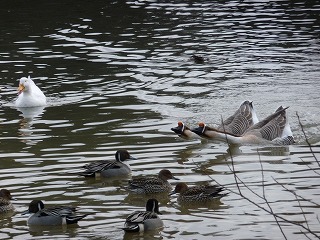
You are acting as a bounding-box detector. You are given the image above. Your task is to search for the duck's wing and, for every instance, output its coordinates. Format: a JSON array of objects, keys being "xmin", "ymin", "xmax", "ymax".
[
  {"xmin": 218, "ymin": 101, "xmax": 257, "ymax": 135},
  {"xmin": 122, "ymin": 211, "xmax": 158, "ymax": 232},
  {"xmin": 79, "ymin": 160, "xmax": 117, "ymax": 176},
  {"xmin": 41, "ymin": 206, "xmax": 89, "ymax": 224},
  {"xmin": 181, "ymin": 185, "xmax": 226, "ymax": 201},
  {"xmin": 202, "ymin": 185, "xmax": 227, "ymax": 197},
  {"xmin": 40, "ymin": 206, "xmax": 76, "ymax": 217},
  {"xmin": 126, "ymin": 211, "xmax": 157, "ymax": 224},
  {"xmin": 129, "ymin": 177, "xmax": 162, "ymax": 188},
  {"xmin": 83, "ymin": 160, "xmax": 114, "ymax": 169},
  {"xmin": 246, "ymin": 107, "xmax": 288, "ymax": 140}
]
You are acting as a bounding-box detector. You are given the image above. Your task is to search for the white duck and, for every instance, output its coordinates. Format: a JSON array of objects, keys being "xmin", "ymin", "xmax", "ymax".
[
  {"xmin": 15, "ymin": 76, "xmax": 46, "ymax": 107},
  {"xmin": 192, "ymin": 106, "xmax": 294, "ymax": 145}
]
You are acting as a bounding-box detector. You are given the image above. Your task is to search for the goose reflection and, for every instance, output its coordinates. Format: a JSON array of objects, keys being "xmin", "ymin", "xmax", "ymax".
[{"xmin": 16, "ymin": 106, "xmax": 46, "ymax": 144}]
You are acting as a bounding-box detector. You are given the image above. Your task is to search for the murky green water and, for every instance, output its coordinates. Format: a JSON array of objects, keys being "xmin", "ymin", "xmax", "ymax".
[{"xmin": 1, "ymin": 1, "xmax": 320, "ymax": 239}]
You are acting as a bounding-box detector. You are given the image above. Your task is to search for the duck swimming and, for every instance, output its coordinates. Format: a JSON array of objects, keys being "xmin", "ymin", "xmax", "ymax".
[
  {"xmin": 170, "ymin": 182, "xmax": 227, "ymax": 203},
  {"xmin": 192, "ymin": 106, "xmax": 294, "ymax": 145},
  {"xmin": 15, "ymin": 76, "xmax": 46, "ymax": 108},
  {"xmin": 22, "ymin": 200, "xmax": 89, "ymax": 226},
  {"xmin": 128, "ymin": 169, "xmax": 179, "ymax": 194},
  {"xmin": 171, "ymin": 101, "xmax": 259, "ymax": 139},
  {"xmin": 122, "ymin": 198, "xmax": 163, "ymax": 232},
  {"xmin": 0, "ymin": 189, "xmax": 15, "ymax": 213},
  {"xmin": 77, "ymin": 150, "xmax": 136, "ymax": 178}
]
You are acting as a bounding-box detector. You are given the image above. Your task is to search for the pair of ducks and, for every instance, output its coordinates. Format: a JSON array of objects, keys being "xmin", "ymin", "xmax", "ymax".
[{"xmin": 171, "ymin": 101, "xmax": 295, "ymax": 146}]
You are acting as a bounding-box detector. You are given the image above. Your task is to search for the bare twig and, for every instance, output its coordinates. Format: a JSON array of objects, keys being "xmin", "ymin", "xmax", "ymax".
[
  {"xmin": 296, "ymin": 112, "xmax": 320, "ymax": 167},
  {"xmin": 190, "ymin": 112, "xmax": 320, "ymax": 239},
  {"xmin": 295, "ymin": 191, "xmax": 310, "ymax": 230},
  {"xmin": 298, "ymin": 157, "xmax": 320, "ymax": 176},
  {"xmin": 220, "ymin": 115, "xmax": 241, "ymax": 193},
  {"xmin": 257, "ymin": 150, "xmax": 287, "ymax": 239},
  {"xmin": 273, "ymin": 178, "xmax": 320, "ymax": 207}
]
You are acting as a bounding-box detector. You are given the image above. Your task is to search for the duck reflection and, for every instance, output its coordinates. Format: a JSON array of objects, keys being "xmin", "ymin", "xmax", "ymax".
[
  {"xmin": 123, "ymin": 191, "xmax": 171, "ymax": 207},
  {"xmin": 173, "ymin": 197, "xmax": 226, "ymax": 213},
  {"xmin": 27, "ymin": 223, "xmax": 79, "ymax": 237},
  {"xmin": 16, "ymin": 106, "xmax": 46, "ymax": 145}
]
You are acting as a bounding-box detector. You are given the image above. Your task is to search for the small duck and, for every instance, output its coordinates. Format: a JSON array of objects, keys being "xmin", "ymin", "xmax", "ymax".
[
  {"xmin": 122, "ymin": 198, "xmax": 163, "ymax": 232},
  {"xmin": 192, "ymin": 106, "xmax": 294, "ymax": 145},
  {"xmin": 15, "ymin": 76, "xmax": 46, "ymax": 107},
  {"xmin": 191, "ymin": 54, "xmax": 206, "ymax": 64},
  {"xmin": 22, "ymin": 200, "xmax": 89, "ymax": 226},
  {"xmin": 78, "ymin": 149, "xmax": 136, "ymax": 178},
  {"xmin": 128, "ymin": 169, "xmax": 179, "ymax": 194},
  {"xmin": 170, "ymin": 182, "xmax": 227, "ymax": 203},
  {"xmin": 0, "ymin": 189, "xmax": 15, "ymax": 213},
  {"xmin": 171, "ymin": 101, "xmax": 258, "ymax": 139}
]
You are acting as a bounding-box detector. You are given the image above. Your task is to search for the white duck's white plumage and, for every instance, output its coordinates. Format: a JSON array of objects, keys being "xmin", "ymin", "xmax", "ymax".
[{"xmin": 15, "ymin": 76, "xmax": 46, "ymax": 107}]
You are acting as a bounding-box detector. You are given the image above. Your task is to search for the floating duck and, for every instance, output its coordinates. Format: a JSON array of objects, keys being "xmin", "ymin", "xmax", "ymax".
[
  {"xmin": 0, "ymin": 189, "xmax": 15, "ymax": 213},
  {"xmin": 192, "ymin": 106, "xmax": 294, "ymax": 145},
  {"xmin": 122, "ymin": 198, "xmax": 163, "ymax": 232},
  {"xmin": 170, "ymin": 182, "xmax": 227, "ymax": 203},
  {"xmin": 171, "ymin": 101, "xmax": 258, "ymax": 139},
  {"xmin": 78, "ymin": 150, "xmax": 136, "ymax": 178},
  {"xmin": 22, "ymin": 200, "xmax": 89, "ymax": 226},
  {"xmin": 15, "ymin": 76, "xmax": 46, "ymax": 107},
  {"xmin": 128, "ymin": 169, "xmax": 179, "ymax": 194}
]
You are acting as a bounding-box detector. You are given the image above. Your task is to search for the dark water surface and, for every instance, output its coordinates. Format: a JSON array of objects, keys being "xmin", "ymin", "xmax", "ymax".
[{"xmin": 0, "ymin": 1, "xmax": 320, "ymax": 239}]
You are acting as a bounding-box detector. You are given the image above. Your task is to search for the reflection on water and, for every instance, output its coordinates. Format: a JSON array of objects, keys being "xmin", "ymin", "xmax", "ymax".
[
  {"xmin": 0, "ymin": 0, "xmax": 319, "ymax": 239},
  {"xmin": 17, "ymin": 106, "xmax": 46, "ymax": 145}
]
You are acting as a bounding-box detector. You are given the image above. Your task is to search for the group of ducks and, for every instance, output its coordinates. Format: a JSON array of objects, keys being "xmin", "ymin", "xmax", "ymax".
[
  {"xmin": 7, "ymin": 76, "xmax": 227, "ymax": 231},
  {"xmin": 171, "ymin": 100, "xmax": 295, "ymax": 146},
  {"xmin": 4, "ymin": 76, "xmax": 294, "ymax": 233},
  {"xmin": 0, "ymin": 149, "xmax": 227, "ymax": 232}
]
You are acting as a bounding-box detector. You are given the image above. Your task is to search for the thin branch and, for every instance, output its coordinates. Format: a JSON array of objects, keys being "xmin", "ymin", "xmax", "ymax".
[
  {"xmin": 296, "ymin": 112, "xmax": 320, "ymax": 167},
  {"xmin": 191, "ymin": 159, "xmax": 320, "ymax": 239},
  {"xmin": 220, "ymin": 115, "xmax": 241, "ymax": 194},
  {"xmin": 298, "ymin": 157, "xmax": 320, "ymax": 176},
  {"xmin": 258, "ymin": 150, "xmax": 288, "ymax": 240},
  {"xmin": 273, "ymin": 178, "xmax": 320, "ymax": 207},
  {"xmin": 295, "ymin": 191, "xmax": 310, "ymax": 230},
  {"xmin": 225, "ymin": 162, "xmax": 266, "ymax": 201},
  {"xmin": 301, "ymin": 231, "xmax": 313, "ymax": 240},
  {"xmin": 190, "ymin": 112, "xmax": 320, "ymax": 239}
]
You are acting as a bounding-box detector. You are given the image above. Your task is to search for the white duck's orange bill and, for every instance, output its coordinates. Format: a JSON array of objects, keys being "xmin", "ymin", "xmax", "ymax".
[{"xmin": 17, "ymin": 84, "xmax": 25, "ymax": 95}]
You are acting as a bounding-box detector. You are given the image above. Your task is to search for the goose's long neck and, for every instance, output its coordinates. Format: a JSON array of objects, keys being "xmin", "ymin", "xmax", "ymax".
[{"xmin": 209, "ymin": 131, "xmax": 243, "ymax": 145}]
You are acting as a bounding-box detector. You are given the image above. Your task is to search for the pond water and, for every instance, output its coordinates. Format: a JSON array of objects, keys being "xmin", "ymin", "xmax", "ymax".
[{"xmin": 0, "ymin": 1, "xmax": 320, "ymax": 239}]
